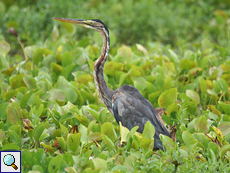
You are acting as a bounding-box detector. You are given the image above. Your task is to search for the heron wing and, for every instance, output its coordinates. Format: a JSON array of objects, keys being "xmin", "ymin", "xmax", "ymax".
[{"xmin": 112, "ymin": 85, "xmax": 170, "ymax": 136}]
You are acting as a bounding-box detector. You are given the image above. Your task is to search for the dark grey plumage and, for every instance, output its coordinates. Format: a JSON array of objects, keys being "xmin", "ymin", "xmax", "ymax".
[{"xmin": 112, "ymin": 85, "xmax": 170, "ymax": 150}]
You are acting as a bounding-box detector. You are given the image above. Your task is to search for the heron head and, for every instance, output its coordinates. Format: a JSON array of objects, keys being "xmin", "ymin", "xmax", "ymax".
[{"xmin": 53, "ymin": 18, "xmax": 108, "ymax": 33}]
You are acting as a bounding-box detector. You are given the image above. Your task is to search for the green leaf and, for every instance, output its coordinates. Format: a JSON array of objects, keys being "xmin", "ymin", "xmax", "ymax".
[
  {"xmin": 50, "ymin": 62, "xmax": 63, "ymax": 75},
  {"xmin": 148, "ymin": 91, "xmax": 160, "ymax": 104},
  {"xmin": 62, "ymin": 52, "xmax": 73, "ymax": 67},
  {"xmin": 199, "ymin": 77, "xmax": 208, "ymax": 93},
  {"xmin": 43, "ymin": 54, "xmax": 55, "ymax": 68},
  {"xmin": 75, "ymin": 114, "xmax": 89, "ymax": 127},
  {"xmin": 67, "ymin": 133, "xmax": 81, "ymax": 153},
  {"xmin": 62, "ymin": 64, "xmax": 75, "ymax": 79},
  {"xmin": 57, "ymin": 137, "xmax": 66, "ymax": 151},
  {"xmin": 179, "ymin": 59, "xmax": 197, "ymax": 70},
  {"xmin": 32, "ymin": 165, "xmax": 44, "ymax": 173},
  {"xmin": 163, "ymin": 76, "xmax": 173, "ymax": 89},
  {"xmin": 6, "ymin": 102, "xmax": 22, "ymax": 125},
  {"xmin": 78, "ymin": 124, "xmax": 87, "ymax": 144},
  {"xmin": 60, "ymin": 123, "xmax": 68, "ymax": 137},
  {"xmin": 220, "ymin": 145, "xmax": 230, "ymax": 160},
  {"xmin": 207, "ymin": 89, "xmax": 217, "ymax": 96},
  {"xmin": 4, "ymin": 89, "xmax": 18, "ymax": 101},
  {"xmin": 128, "ymin": 66, "xmax": 142, "ymax": 77},
  {"xmin": 72, "ymin": 71, "xmax": 92, "ymax": 85},
  {"xmin": 120, "ymin": 122, "xmax": 130, "ymax": 143},
  {"xmin": 99, "ymin": 109, "xmax": 108, "ymax": 124},
  {"xmin": 186, "ymin": 90, "xmax": 200, "ymax": 105},
  {"xmin": 168, "ymin": 49, "xmax": 179, "ymax": 63},
  {"xmin": 92, "ymin": 158, "xmax": 107, "ymax": 172},
  {"xmin": 209, "ymin": 148, "xmax": 217, "ymax": 163},
  {"xmin": 59, "ymin": 113, "xmax": 76, "ymax": 123},
  {"xmin": 194, "ymin": 115, "xmax": 208, "ymax": 133},
  {"xmin": 10, "ymin": 74, "xmax": 26, "ymax": 89},
  {"xmin": 8, "ymin": 130, "xmax": 20, "ymax": 144},
  {"xmin": 101, "ymin": 122, "xmax": 117, "ymax": 142},
  {"xmin": 87, "ymin": 108, "xmax": 99, "ymax": 122},
  {"xmin": 87, "ymin": 120, "xmax": 97, "ymax": 136},
  {"xmin": 0, "ymin": 103, "xmax": 9, "ymax": 120},
  {"xmin": 118, "ymin": 45, "xmax": 132, "ymax": 62},
  {"xmin": 92, "ymin": 145, "xmax": 101, "ymax": 158},
  {"xmin": 33, "ymin": 48, "xmax": 44, "ymax": 64},
  {"xmin": 219, "ymin": 101, "xmax": 230, "ymax": 115},
  {"xmin": 126, "ymin": 126, "xmax": 139, "ymax": 140},
  {"xmin": 0, "ymin": 53, "xmax": 9, "ymax": 70},
  {"xmin": 56, "ymin": 76, "xmax": 69, "ymax": 90},
  {"xmin": 186, "ymin": 101, "xmax": 197, "ymax": 114},
  {"xmin": 65, "ymin": 87, "xmax": 78, "ymax": 103},
  {"xmin": 0, "ymin": 129, "xmax": 5, "ymax": 145},
  {"xmin": 0, "ymin": 40, "xmax": 10, "ymax": 56},
  {"xmin": 63, "ymin": 154, "xmax": 74, "ymax": 166},
  {"xmin": 146, "ymin": 81, "xmax": 155, "ymax": 94},
  {"xmin": 23, "ymin": 75, "xmax": 37, "ymax": 90},
  {"xmin": 78, "ymin": 37, "xmax": 90, "ymax": 48},
  {"xmin": 142, "ymin": 121, "xmax": 155, "ymax": 140},
  {"xmin": 193, "ymin": 133, "xmax": 209, "ymax": 148},
  {"xmin": 61, "ymin": 22, "xmax": 75, "ymax": 34},
  {"xmin": 167, "ymin": 103, "xmax": 180, "ymax": 115},
  {"xmin": 155, "ymin": 74, "xmax": 164, "ymax": 89},
  {"xmin": 82, "ymin": 88, "xmax": 95, "ymax": 103},
  {"xmin": 20, "ymin": 90, "xmax": 34, "ymax": 108},
  {"xmin": 111, "ymin": 165, "xmax": 129, "ymax": 172},
  {"xmin": 132, "ymin": 76, "xmax": 146, "ymax": 91},
  {"xmin": 64, "ymin": 167, "xmax": 77, "ymax": 173},
  {"xmin": 101, "ymin": 134, "xmax": 114, "ymax": 152},
  {"xmin": 41, "ymin": 143, "xmax": 55, "ymax": 153},
  {"xmin": 2, "ymin": 143, "xmax": 19, "ymax": 150},
  {"xmin": 218, "ymin": 122, "xmax": 230, "ymax": 136},
  {"xmin": 33, "ymin": 104, "xmax": 44, "ymax": 117},
  {"xmin": 158, "ymin": 88, "xmax": 177, "ymax": 107},
  {"xmin": 33, "ymin": 122, "xmax": 48, "ymax": 143},
  {"xmin": 160, "ymin": 134, "xmax": 176, "ymax": 150},
  {"xmin": 123, "ymin": 155, "xmax": 137, "ymax": 171},
  {"xmin": 104, "ymin": 61, "xmax": 124, "ymax": 76},
  {"xmin": 48, "ymin": 154, "xmax": 63, "ymax": 173},
  {"xmin": 208, "ymin": 142, "xmax": 219, "ymax": 156},
  {"xmin": 199, "ymin": 55, "xmax": 212, "ymax": 68},
  {"xmin": 182, "ymin": 131, "xmax": 197, "ymax": 147},
  {"xmin": 24, "ymin": 46, "xmax": 37, "ymax": 59},
  {"xmin": 48, "ymin": 89, "xmax": 65, "ymax": 101},
  {"xmin": 213, "ymin": 81, "xmax": 221, "ymax": 94},
  {"xmin": 217, "ymin": 78, "xmax": 228, "ymax": 94},
  {"xmin": 140, "ymin": 138, "xmax": 153, "ymax": 155},
  {"xmin": 119, "ymin": 73, "xmax": 128, "ymax": 86}
]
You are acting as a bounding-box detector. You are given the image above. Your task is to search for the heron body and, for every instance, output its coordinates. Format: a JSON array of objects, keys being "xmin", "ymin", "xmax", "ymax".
[{"xmin": 53, "ymin": 18, "xmax": 170, "ymax": 150}]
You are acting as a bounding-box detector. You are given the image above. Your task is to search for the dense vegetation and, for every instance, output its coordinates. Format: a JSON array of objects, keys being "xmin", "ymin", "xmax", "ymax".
[{"xmin": 0, "ymin": 0, "xmax": 230, "ymax": 172}]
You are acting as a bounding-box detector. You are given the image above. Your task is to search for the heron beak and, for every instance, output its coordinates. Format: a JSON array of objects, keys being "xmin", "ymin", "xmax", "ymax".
[{"xmin": 53, "ymin": 18, "xmax": 92, "ymax": 27}]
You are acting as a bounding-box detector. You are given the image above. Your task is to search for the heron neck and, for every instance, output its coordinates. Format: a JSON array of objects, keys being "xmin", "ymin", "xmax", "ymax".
[{"xmin": 94, "ymin": 28, "xmax": 114, "ymax": 111}]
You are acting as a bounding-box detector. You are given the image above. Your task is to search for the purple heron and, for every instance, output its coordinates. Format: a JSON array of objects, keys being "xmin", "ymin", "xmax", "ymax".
[{"xmin": 53, "ymin": 18, "xmax": 170, "ymax": 150}]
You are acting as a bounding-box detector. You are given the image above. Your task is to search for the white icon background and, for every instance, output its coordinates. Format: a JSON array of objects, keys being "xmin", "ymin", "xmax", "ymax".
[{"xmin": 1, "ymin": 151, "xmax": 21, "ymax": 173}]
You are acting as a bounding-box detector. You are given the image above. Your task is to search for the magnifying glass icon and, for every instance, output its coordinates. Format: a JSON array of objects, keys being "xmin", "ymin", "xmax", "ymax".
[{"xmin": 3, "ymin": 154, "xmax": 18, "ymax": 170}]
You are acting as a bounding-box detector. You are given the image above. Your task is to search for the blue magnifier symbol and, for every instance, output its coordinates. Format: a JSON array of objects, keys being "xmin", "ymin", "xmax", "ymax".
[{"xmin": 3, "ymin": 154, "xmax": 18, "ymax": 170}]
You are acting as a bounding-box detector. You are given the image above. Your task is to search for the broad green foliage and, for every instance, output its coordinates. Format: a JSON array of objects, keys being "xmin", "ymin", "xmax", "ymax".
[
  {"xmin": 0, "ymin": 35, "xmax": 230, "ymax": 171},
  {"xmin": 158, "ymin": 88, "xmax": 177, "ymax": 108},
  {"xmin": 1, "ymin": 1, "xmax": 230, "ymax": 172},
  {"xmin": 0, "ymin": 32, "xmax": 229, "ymax": 172}
]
